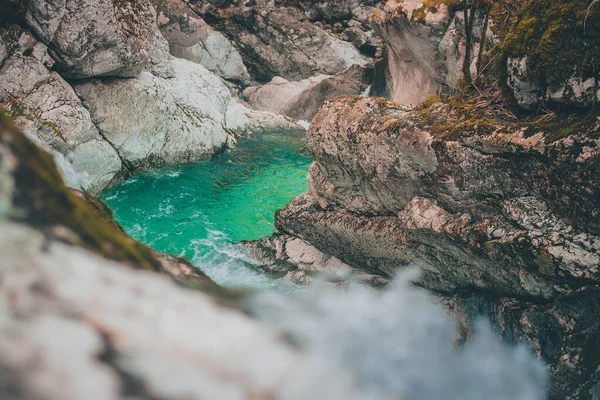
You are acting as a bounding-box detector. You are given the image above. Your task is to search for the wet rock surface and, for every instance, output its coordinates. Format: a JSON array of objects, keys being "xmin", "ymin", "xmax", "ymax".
[{"xmin": 246, "ymin": 96, "xmax": 600, "ymax": 398}]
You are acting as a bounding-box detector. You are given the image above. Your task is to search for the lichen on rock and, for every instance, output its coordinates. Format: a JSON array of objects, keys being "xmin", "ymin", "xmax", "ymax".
[{"xmin": 246, "ymin": 96, "xmax": 600, "ymax": 398}]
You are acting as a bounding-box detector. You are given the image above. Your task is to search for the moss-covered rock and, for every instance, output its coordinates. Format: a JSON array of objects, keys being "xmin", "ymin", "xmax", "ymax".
[
  {"xmin": 0, "ymin": 113, "xmax": 220, "ymax": 291},
  {"xmin": 502, "ymin": 0, "xmax": 600, "ymax": 91}
]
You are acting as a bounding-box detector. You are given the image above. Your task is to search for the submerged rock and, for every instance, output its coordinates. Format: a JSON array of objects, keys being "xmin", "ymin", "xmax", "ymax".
[{"xmin": 247, "ymin": 96, "xmax": 600, "ymax": 398}]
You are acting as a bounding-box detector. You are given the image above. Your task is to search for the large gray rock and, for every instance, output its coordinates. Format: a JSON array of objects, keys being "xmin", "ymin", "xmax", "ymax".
[
  {"xmin": 243, "ymin": 65, "xmax": 373, "ymax": 121},
  {"xmin": 75, "ymin": 58, "xmax": 238, "ymax": 171},
  {"xmin": 75, "ymin": 57, "xmax": 301, "ymax": 171},
  {"xmin": 0, "ymin": 27, "xmax": 122, "ymax": 193},
  {"xmin": 244, "ymin": 75, "xmax": 331, "ymax": 118},
  {"xmin": 190, "ymin": 1, "xmax": 368, "ymax": 82},
  {"xmin": 156, "ymin": 0, "xmax": 251, "ymax": 83},
  {"xmin": 23, "ymin": 0, "xmax": 156, "ymax": 78},
  {"xmin": 247, "ymin": 96, "xmax": 600, "ymax": 399}
]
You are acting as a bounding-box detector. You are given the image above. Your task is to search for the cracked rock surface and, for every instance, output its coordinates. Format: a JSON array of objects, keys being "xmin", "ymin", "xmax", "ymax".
[
  {"xmin": 246, "ymin": 96, "xmax": 600, "ymax": 399},
  {"xmin": 189, "ymin": 0, "xmax": 369, "ymax": 82}
]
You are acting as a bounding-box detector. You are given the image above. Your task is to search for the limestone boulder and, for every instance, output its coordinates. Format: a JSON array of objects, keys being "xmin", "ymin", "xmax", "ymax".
[
  {"xmin": 243, "ymin": 66, "xmax": 373, "ymax": 121},
  {"xmin": 75, "ymin": 57, "xmax": 301, "ymax": 171},
  {"xmin": 156, "ymin": 0, "xmax": 250, "ymax": 83},
  {"xmin": 0, "ymin": 26, "xmax": 122, "ymax": 193},
  {"xmin": 23, "ymin": 0, "xmax": 156, "ymax": 78}
]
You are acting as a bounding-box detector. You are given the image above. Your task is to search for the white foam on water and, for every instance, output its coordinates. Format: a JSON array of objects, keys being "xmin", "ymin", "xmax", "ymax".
[
  {"xmin": 189, "ymin": 229, "xmax": 294, "ymax": 291},
  {"xmin": 253, "ymin": 270, "xmax": 548, "ymax": 400}
]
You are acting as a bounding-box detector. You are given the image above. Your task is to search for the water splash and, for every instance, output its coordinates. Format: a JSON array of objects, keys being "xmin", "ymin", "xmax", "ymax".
[
  {"xmin": 361, "ymin": 85, "xmax": 372, "ymax": 97},
  {"xmin": 22, "ymin": 129, "xmax": 83, "ymax": 190},
  {"xmin": 297, "ymin": 120, "xmax": 311, "ymax": 130},
  {"xmin": 253, "ymin": 271, "xmax": 548, "ymax": 400}
]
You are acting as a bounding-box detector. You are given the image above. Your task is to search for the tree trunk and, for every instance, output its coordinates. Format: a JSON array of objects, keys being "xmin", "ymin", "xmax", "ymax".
[
  {"xmin": 462, "ymin": 0, "xmax": 479, "ymax": 86},
  {"xmin": 475, "ymin": 6, "xmax": 490, "ymax": 81}
]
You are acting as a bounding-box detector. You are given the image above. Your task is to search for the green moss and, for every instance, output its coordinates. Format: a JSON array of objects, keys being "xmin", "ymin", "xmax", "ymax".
[
  {"xmin": 423, "ymin": 0, "xmax": 462, "ymax": 13},
  {"xmin": 502, "ymin": 0, "xmax": 600, "ymax": 90},
  {"xmin": 416, "ymin": 93, "xmax": 511, "ymax": 140},
  {"xmin": 5, "ymin": 101, "xmax": 68, "ymax": 143},
  {"xmin": 538, "ymin": 114, "xmax": 600, "ymax": 143},
  {"xmin": 416, "ymin": 91, "xmax": 600, "ymax": 142},
  {"xmin": 0, "ymin": 111, "xmax": 226, "ymax": 296},
  {"xmin": 41, "ymin": 120, "xmax": 67, "ymax": 143},
  {"xmin": 411, "ymin": 7, "xmax": 427, "ymax": 22},
  {"xmin": 0, "ymin": 117, "xmax": 165, "ymax": 271},
  {"xmin": 420, "ymin": 95, "xmax": 443, "ymax": 109},
  {"xmin": 411, "ymin": 0, "xmax": 462, "ymax": 22}
]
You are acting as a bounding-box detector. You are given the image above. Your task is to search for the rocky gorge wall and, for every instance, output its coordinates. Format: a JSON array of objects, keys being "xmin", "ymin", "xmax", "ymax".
[
  {"xmin": 244, "ymin": 2, "xmax": 600, "ymax": 397},
  {"xmin": 1, "ymin": 0, "xmax": 600, "ymax": 398},
  {"xmin": 0, "ymin": 111, "xmax": 551, "ymax": 400},
  {"xmin": 0, "ymin": 0, "xmax": 305, "ymax": 195},
  {"xmin": 246, "ymin": 96, "xmax": 600, "ymax": 398}
]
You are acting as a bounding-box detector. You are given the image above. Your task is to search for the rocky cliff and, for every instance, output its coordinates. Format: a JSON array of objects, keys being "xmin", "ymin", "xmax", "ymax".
[
  {"xmin": 0, "ymin": 0, "xmax": 301, "ymax": 195},
  {"xmin": 245, "ymin": 2, "xmax": 600, "ymax": 397},
  {"xmin": 246, "ymin": 94, "xmax": 600, "ymax": 398},
  {"xmin": 2, "ymin": 0, "xmax": 600, "ymax": 398},
  {"xmin": 1, "ymin": 113, "xmax": 552, "ymax": 400},
  {"xmin": 369, "ymin": 0, "xmax": 600, "ymax": 109}
]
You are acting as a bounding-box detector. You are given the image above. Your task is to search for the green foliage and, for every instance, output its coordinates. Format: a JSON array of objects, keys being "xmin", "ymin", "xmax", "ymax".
[
  {"xmin": 420, "ymin": 95, "xmax": 443, "ymax": 109},
  {"xmin": 502, "ymin": 0, "xmax": 600, "ymax": 90}
]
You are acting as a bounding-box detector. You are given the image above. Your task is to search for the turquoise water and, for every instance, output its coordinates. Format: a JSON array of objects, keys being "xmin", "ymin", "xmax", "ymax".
[{"xmin": 101, "ymin": 131, "xmax": 312, "ymax": 290}]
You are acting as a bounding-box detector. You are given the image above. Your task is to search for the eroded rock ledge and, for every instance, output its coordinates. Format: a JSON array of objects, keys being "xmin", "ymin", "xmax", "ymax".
[{"xmin": 246, "ymin": 96, "xmax": 600, "ymax": 399}]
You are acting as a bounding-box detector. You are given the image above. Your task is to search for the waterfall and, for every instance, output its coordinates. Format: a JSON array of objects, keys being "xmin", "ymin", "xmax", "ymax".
[
  {"xmin": 361, "ymin": 85, "xmax": 372, "ymax": 97},
  {"xmin": 52, "ymin": 151, "xmax": 83, "ymax": 190},
  {"xmin": 22, "ymin": 129, "xmax": 83, "ymax": 190}
]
